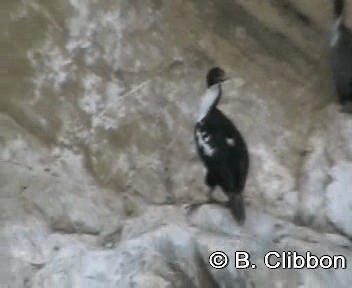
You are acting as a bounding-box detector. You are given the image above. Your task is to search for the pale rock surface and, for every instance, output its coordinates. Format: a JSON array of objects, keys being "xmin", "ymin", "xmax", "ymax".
[{"xmin": 2, "ymin": 0, "xmax": 352, "ymax": 287}]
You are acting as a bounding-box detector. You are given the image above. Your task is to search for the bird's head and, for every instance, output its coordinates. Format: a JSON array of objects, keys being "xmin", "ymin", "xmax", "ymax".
[
  {"xmin": 206, "ymin": 67, "xmax": 227, "ymax": 88},
  {"xmin": 332, "ymin": 0, "xmax": 344, "ymax": 18}
]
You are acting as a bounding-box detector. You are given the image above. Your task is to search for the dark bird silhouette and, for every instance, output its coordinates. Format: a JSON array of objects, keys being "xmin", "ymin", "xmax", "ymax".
[
  {"xmin": 330, "ymin": 0, "xmax": 352, "ymax": 113},
  {"xmin": 193, "ymin": 67, "xmax": 249, "ymax": 223}
]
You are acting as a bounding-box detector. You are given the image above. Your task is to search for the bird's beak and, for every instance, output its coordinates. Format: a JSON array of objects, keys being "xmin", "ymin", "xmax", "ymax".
[{"xmin": 222, "ymin": 76, "xmax": 229, "ymax": 83}]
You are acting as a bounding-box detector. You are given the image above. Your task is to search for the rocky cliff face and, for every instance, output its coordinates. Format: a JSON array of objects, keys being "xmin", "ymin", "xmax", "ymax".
[{"xmin": 2, "ymin": 0, "xmax": 352, "ymax": 287}]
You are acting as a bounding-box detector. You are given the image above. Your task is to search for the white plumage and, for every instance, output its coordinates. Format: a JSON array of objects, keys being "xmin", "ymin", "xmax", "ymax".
[
  {"xmin": 195, "ymin": 130, "xmax": 216, "ymax": 156},
  {"xmin": 197, "ymin": 84, "xmax": 221, "ymax": 122},
  {"xmin": 330, "ymin": 16, "xmax": 343, "ymax": 47}
]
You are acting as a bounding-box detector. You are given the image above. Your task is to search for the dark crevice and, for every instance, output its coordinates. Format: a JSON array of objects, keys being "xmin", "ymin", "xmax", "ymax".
[{"xmin": 272, "ymin": 0, "xmax": 311, "ymax": 25}]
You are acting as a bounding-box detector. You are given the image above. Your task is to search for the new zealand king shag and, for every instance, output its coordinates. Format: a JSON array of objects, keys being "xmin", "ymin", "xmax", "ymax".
[{"xmin": 194, "ymin": 67, "xmax": 249, "ymax": 223}]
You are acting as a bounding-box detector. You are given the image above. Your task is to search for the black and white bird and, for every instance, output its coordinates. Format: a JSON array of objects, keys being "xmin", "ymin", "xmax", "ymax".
[
  {"xmin": 330, "ymin": 0, "xmax": 352, "ymax": 112},
  {"xmin": 194, "ymin": 67, "xmax": 249, "ymax": 223}
]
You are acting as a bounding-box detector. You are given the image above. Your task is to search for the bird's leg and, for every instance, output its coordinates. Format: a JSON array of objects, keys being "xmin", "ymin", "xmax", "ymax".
[
  {"xmin": 184, "ymin": 171, "xmax": 220, "ymax": 212},
  {"xmin": 183, "ymin": 186, "xmax": 218, "ymax": 213}
]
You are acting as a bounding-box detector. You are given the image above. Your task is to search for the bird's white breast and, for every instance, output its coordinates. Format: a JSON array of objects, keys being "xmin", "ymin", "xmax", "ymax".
[
  {"xmin": 195, "ymin": 128, "xmax": 216, "ymax": 156},
  {"xmin": 197, "ymin": 84, "xmax": 221, "ymax": 122},
  {"xmin": 330, "ymin": 16, "xmax": 343, "ymax": 47}
]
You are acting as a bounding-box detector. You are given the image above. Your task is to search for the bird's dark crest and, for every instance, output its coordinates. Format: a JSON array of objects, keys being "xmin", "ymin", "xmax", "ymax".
[
  {"xmin": 333, "ymin": 0, "xmax": 344, "ymax": 18},
  {"xmin": 206, "ymin": 67, "xmax": 226, "ymax": 87}
]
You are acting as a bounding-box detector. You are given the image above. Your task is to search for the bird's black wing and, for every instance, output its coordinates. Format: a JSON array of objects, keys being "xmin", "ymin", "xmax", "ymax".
[{"xmin": 213, "ymin": 109, "xmax": 249, "ymax": 192}]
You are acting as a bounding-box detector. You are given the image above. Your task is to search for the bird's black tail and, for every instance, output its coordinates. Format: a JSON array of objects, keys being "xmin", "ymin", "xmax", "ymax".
[{"xmin": 228, "ymin": 194, "xmax": 245, "ymax": 224}]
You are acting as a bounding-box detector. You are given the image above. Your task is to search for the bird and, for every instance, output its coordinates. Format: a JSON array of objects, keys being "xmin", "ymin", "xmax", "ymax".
[
  {"xmin": 193, "ymin": 67, "xmax": 249, "ymax": 223},
  {"xmin": 330, "ymin": 0, "xmax": 352, "ymax": 113}
]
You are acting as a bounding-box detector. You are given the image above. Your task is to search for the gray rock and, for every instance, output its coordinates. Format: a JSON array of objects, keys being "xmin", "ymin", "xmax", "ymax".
[
  {"xmin": 326, "ymin": 162, "xmax": 352, "ymax": 238},
  {"xmin": 3, "ymin": 0, "xmax": 352, "ymax": 287}
]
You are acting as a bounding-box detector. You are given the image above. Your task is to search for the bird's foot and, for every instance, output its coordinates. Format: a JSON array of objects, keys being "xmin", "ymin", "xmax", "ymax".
[{"xmin": 183, "ymin": 199, "xmax": 217, "ymax": 214}]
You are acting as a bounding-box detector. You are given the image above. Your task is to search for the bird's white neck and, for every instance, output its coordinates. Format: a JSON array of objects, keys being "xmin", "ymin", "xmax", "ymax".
[
  {"xmin": 330, "ymin": 16, "xmax": 343, "ymax": 47},
  {"xmin": 197, "ymin": 84, "xmax": 221, "ymax": 122}
]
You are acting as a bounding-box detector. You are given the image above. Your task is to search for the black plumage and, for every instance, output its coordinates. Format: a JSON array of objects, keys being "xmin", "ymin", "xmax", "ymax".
[
  {"xmin": 330, "ymin": 0, "xmax": 352, "ymax": 112},
  {"xmin": 194, "ymin": 67, "xmax": 249, "ymax": 223}
]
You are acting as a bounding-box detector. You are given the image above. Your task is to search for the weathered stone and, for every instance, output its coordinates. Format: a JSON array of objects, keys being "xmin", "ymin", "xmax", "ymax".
[{"xmin": 3, "ymin": 0, "xmax": 352, "ymax": 287}]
